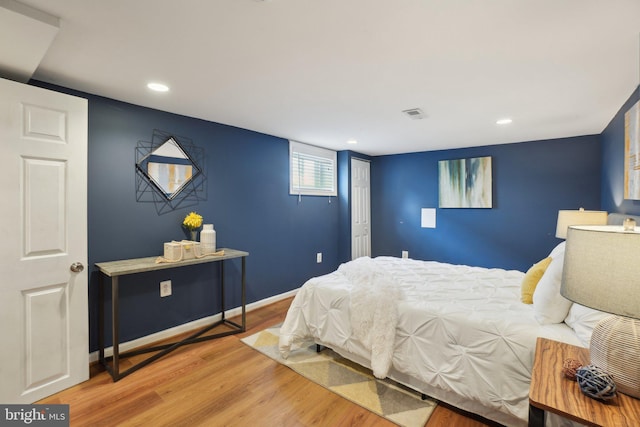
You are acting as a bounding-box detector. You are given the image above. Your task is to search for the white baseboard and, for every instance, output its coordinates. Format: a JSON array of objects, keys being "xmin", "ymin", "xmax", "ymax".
[{"xmin": 89, "ymin": 288, "xmax": 298, "ymax": 363}]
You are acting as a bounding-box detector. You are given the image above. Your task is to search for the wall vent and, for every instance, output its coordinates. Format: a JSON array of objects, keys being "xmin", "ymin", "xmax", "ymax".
[{"xmin": 402, "ymin": 108, "xmax": 425, "ymax": 119}]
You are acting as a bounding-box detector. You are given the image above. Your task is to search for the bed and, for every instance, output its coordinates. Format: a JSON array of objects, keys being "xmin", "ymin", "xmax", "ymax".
[{"xmin": 278, "ymin": 240, "xmax": 611, "ymax": 427}]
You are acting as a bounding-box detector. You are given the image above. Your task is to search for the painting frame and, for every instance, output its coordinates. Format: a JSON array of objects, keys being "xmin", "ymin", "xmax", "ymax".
[
  {"xmin": 439, "ymin": 156, "xmax": 492, "ymax": 208},
  {"xmin": 624, "ymin": 100, "xmax": 640, "ymax": 200}
]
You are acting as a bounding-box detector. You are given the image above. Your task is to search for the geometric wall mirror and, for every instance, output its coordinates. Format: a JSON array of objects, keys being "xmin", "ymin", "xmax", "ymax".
[
  {"xmin": 136, "ymin": 136, "xmax": 201, "ymax": 200},
  {"xmin": 135, "ymin": 130, "xmax": 207, "ymax": 215}
]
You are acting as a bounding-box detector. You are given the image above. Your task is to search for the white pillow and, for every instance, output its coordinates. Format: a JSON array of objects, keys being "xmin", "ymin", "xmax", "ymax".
[
  {"xmin": 533, "ymin": 242, "xmax": 573, "ymax": 324},
  {"xmin": 565, "ymin": 304, "xmax": 612, "ymax": 347},
  {"xmin": 548, "ymin": 241, "xmax": 565, "ymax": 260}
]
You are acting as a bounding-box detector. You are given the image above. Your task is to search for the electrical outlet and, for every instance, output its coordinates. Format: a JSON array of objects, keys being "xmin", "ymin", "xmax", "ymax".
[
  {"xmin": 160, "ymin": 280, "xmax": 172, "ymax": 297},
  {"xmin": 402, "ymin": 250, "xmax": 409, "ymax": 259},
  {"xmin": 316, "ymin": 252, "xmax": 322, "ymax": 263}
]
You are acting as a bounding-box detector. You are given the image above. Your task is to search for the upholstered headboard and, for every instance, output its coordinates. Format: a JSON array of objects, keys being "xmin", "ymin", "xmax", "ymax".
[{"xmin": 607, "ymin": 213, "xmax": 640, "ymax": 225}]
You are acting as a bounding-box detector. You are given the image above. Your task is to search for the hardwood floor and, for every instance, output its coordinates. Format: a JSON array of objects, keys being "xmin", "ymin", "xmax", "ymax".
[{"xmin": 38, "ymin": 297, "xmax": 497, "ymax": 426}]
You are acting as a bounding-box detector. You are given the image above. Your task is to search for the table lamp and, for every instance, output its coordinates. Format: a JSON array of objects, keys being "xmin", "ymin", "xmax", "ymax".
[
  {"xmin": 561, "ymin": 225, "xmax": 640, "ymax": 399},
  {"xmin": 555, "ymin": 208, "xmax": 608, "ymax": 239}
]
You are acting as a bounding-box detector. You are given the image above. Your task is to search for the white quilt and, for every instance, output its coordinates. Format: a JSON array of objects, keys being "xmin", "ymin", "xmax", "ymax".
[{"xmin": 279, "ymin": 257, "xmax": 582, "ymax": 427}]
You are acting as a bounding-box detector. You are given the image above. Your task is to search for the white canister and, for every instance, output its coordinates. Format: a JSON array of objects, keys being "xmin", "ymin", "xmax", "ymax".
[{"xmin": 200, "ymin": 224, "xmax": 216, "ymax": 254}]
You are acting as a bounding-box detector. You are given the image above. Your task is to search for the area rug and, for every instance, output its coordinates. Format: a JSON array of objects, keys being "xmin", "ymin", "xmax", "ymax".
[{"xmin": 241, "ymin": 324, "xmax": 437, "ymax": 427}]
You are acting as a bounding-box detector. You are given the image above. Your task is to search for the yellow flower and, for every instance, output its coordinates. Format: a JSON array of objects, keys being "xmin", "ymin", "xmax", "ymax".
[{"xmin": 183, "ymin": 212, "xmax": 203, "ymax": 231}]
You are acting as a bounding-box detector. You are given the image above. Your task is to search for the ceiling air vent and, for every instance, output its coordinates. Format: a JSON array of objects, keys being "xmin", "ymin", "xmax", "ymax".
[{"xmin": 402, "ymin": 108, "xmax": 425, "ymax": 119}]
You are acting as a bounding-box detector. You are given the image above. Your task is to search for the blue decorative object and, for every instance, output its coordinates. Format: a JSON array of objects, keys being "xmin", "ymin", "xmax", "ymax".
[{"xmin": 576, "ymin": 365, "xmax": 617, "ymax": 401}]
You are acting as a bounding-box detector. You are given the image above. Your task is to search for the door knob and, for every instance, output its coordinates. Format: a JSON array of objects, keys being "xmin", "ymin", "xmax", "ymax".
[{"xmin": 70, "ymin": 262, "xmax": 84, "ymax": 273}]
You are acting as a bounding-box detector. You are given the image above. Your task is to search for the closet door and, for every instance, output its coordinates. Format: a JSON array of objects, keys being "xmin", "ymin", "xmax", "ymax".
[{"xmin": 351, "ymin": 158, "xmax": 371, "ymax": 259}]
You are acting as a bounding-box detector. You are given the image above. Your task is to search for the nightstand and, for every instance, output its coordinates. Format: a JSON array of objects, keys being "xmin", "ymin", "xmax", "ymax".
[{"xmin": 529, "ymin": 337, "xmax": 640, "ymax": 427}]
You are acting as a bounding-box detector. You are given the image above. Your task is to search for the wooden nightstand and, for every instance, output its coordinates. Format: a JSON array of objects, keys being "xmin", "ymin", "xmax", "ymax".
[{"xmin": 529, "ymin": 337, "xmax": 640, "ymax": 426}]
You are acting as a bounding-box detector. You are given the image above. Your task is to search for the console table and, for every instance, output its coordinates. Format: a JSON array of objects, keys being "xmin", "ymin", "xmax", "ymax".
[{"xmin": 95, "ymin": 248, "xmax": 248, "ymax": 381}]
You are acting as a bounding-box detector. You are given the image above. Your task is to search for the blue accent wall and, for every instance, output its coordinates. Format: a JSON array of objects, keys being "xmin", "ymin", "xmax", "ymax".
[
  {"xmin": 601, "ymin": 86, "xmax": 640, "ymax": 214},
  {"xmin": 34, "ymin": 83, "xmax": 341, "ymax": 351},
  {"xmin": 371, "ymin": 136, "xmax": 602, "ymax": 272}
]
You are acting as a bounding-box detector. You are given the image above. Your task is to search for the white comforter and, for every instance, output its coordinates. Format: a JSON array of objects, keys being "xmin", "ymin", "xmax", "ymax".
[{"xmin": 279, "ymin": 257, "xmax": 581, "ymax": 427}]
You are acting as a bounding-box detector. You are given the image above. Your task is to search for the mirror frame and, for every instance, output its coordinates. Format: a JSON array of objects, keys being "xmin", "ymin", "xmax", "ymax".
[{"xmin": 136, "ymin": 136, "xmax": 202, "ymax": 201}]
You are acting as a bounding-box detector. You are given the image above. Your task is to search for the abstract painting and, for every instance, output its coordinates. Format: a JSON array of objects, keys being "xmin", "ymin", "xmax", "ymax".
[
  {"xmin": 625, "ymin": 100, "xmax": 640, "ymax": 200},
  {"xmin": 439, "ymin": 156, "xmax": 492, "ymax": 208}
]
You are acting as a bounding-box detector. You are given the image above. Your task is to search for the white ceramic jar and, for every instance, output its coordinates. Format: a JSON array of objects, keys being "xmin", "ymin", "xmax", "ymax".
[{"xmin": 200, "ymin": 224, "xmax": 216, "ymax": 254}]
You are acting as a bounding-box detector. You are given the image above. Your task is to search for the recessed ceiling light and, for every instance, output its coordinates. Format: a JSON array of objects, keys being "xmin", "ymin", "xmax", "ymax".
[
  {"xmin": 496, "ymin": 118, "xmax": 512, "ymax": 125},
  {"xmin": 347, "ymin": 139, "xmax": 358, "ymax": 145},
  {"xmin": 147, "ymin": 82, "xmax": 169, "ymax": 92}
]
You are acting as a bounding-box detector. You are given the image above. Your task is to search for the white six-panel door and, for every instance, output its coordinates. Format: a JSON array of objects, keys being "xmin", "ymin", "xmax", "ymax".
[
  {"xmin": 351, "ymin": 158, "xmax": 371, "ymax": 259},
  {"xmin": 0, "ymin": 77, "xmax": 88, "ymax": 403}
]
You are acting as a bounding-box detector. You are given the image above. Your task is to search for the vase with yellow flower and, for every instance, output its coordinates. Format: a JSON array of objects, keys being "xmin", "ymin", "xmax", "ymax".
[{"xmin": 183, "ymin": 211, "xmax": 203, "ymax": 241}]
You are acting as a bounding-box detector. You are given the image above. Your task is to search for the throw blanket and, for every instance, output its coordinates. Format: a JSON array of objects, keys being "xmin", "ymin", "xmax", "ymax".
[{"xmin": 338, "ymin": 257, "xmax": 401, "ymax": 378}]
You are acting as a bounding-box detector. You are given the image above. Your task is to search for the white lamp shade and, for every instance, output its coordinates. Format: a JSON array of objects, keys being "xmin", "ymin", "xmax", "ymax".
[
  {"xmin": 561, "ymin": 225, "xmax": 640, "ymax": 318},
  {"xmin": 555, "ymin": 209, "xmax": 608, "ymax": 239}
]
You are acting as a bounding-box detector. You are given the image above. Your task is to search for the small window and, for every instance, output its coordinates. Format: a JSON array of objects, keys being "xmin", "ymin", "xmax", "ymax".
[{"xmin": 290, "ymin": 140, "xmax": 337, "ymax": 196}]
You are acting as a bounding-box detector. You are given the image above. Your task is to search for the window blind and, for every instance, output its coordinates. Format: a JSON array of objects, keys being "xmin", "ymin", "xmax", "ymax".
[{"xmin": 289, "ymin": 140, "xmax": 337, "ymax": 196}]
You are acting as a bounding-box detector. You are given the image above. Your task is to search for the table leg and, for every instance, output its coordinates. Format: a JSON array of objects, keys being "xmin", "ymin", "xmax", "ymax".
[
  {"xmin": 241, "ymin": 257, "xmax": 246, "ymax": 331},
  {"xmin": 111, "ymin": 276, "xmax": 120, "ymax": 380},
  {"xmin": 220, "ymin": 260, "xmax": 225, "ymax": 321},
  {"xmin": 98, "ymin": 274, "xmax": 105, "ymax": 364},
  {"xmin": 529, "ymin": 404, "xmax": 545, "ymax": 427}
]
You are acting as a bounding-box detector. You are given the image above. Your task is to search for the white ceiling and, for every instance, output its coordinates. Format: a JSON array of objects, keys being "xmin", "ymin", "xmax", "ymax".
[
  {"xmin": 5, "ymin": 0, "xmax": 640, "ymax": 155},
  {"xmin": 0, "ymin": 0, "xmax": 58, "ymax": 82}
]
